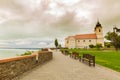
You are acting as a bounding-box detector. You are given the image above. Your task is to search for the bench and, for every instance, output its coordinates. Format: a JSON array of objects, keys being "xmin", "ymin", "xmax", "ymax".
[
  {"xmin": 82, "ymin": 54, "xmax": 95, "ymax": 67},
  {"xmin": 70, "ymin": 52, "xmax": 81, "ymax": 60},
  {"xmin": 60, "ymin": 50, "xmax": 69, "ymax": 55},
  {"xmin": 64, "ymin": 50, "xmax": 69, "ymax": 55}
]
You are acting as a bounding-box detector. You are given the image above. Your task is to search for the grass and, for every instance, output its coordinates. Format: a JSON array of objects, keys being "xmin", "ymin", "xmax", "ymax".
[{"xmin": 63, "ymin": 48, "xmax": 120, "ymax": 72}]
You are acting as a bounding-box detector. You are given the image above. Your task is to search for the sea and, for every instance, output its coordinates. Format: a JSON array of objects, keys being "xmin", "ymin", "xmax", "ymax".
[{"xmin": 0, "ymin": 48, "xmax": 40, "ymax": 60}]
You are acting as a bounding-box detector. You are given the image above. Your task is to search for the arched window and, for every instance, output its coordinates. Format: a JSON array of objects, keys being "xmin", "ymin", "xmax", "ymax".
[
  {"xmin": 99, "ymin": 29, "xmax": 101, "ymax": 32},
  {"xmin": 67, "ymin": 40, "xmax": 69, "ymax": 43},
  {"xmin": 83, "ymin": 40, "xmax": 85, "ymax": 42},
  {"xmin": 89, "ymin": 40, "xmax": 91, "ymax": 42}
]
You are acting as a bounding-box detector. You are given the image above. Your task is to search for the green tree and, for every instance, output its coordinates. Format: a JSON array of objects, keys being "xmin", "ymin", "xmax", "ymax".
[
  {"xmin": 116, "ymin": 35, "xmax": 120, "ymax": 49},
  {"xmin": 105, "ymin": 32, "xmax": 115, "ymax": 41},
  {"xmin": 105, "ymin": 31, "xmax": 120, "ymax": 50},
  {"xmin": 54, "ymin": 38, "xmax": 58, "ymax": 48}
]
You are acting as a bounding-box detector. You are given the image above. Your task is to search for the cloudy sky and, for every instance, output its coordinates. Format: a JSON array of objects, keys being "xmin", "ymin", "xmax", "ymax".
[{"xmin": 0, "ymin": 0, "xmax": 120, "ymax": 48}]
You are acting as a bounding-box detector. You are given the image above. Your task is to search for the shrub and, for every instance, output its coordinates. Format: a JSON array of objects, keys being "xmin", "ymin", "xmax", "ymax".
[
  {"xmin": 105, "ymin": 42, "xmax": 111, "ymax": 48},
  {"xmin": 21, "ymin": 51, "xmax": 32, "ymax": 56},
  {"xmin": 89, "ymin": 44, "xmax": 95, "ymax": 48},
  {"xmin": 96, "ymin": 43, "xmax": 102, "ymax": 50}
]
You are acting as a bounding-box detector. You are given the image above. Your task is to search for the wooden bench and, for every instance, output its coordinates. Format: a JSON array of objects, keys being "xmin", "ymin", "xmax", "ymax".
[
  {"xmin": 64, "ymin": 50, "xmax": 69, "ymax": 55},
  {"xmin": 60, "ymin": 50, "xmax": 69, "ymax": 55},
  {"xmin": 82, "ymin": 54, "xmax": 95, "ymax": 67},
  {"xmin": 70, "ymin": 52, "xmax": 81, "ymax": 60}
]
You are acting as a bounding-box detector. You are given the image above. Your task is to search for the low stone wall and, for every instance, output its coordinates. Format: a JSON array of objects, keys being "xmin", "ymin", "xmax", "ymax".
[
  {"xmin": 0, "ymin": 51, "xmax": 53, "ymax": 80},
  {"xmin": 38, "ymin": 51, "xmax": 53, "ymax": 64}
]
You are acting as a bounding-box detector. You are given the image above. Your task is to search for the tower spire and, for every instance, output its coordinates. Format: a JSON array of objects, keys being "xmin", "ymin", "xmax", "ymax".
[
  {"xmin": 96, "ymin": 20, "xmax": 101, "ymax": 27},
  {"xmin": 94, "ymin": 20, "xmax": 102, "ymax": 30}
]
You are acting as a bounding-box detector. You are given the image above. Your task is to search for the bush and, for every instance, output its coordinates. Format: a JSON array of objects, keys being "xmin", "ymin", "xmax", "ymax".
[
  {"xmin": 21, "ymin": 51, "xmax": 32, "ymax": 56},
  {"xmin": 105, "ymin": 42, "xmax": 111, "ymax": 48},
  {"xmin": 89, "ymin": 44, "xmax": 95, "ymax": 48},
  {"xmin": 96, "ymin": 43, "xmax": 102, "ymax": 50}
]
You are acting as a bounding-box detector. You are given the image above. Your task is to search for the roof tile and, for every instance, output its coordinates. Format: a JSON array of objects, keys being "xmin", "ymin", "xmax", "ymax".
[{"xmin": 74, "ymin": 34, "xmax": 97, "ymax": 39}]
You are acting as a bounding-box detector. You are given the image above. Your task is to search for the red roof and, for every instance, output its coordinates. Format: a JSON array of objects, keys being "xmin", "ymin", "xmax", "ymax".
[{"xmin": 74, "ymin": 34, "xmax": 97, "ymax": 39}]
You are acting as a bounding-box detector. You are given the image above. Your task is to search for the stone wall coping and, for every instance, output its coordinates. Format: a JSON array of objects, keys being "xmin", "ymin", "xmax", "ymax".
[
  {"xmin": 0, "ymin": 51, "xmax": 52, "ymax": 64},
  {"xmin": 38, "ymin": 51, "xmax": 52, "ymax": 54},
  {"xmin": 0, "ymin": 55, "xmax": 36, "ymax": 63},
  {"xmin": 0, "ymin": 51, "xmax": 53, "ymax": 80}
]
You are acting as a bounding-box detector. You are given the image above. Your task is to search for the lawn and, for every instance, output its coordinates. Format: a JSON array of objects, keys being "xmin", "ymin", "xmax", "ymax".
[{"xmin": 64, "ymin": 49, "xmax": 120, "ymax": 72}]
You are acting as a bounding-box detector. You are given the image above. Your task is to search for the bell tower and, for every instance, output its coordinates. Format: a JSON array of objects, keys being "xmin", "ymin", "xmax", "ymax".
[
  {"xmin": 94, "ymin": 20, "xmax": 104, "ymax": 46},
  {"xmin": 94, "ymin": 21, "xmax": 103, "ymax": 35}
]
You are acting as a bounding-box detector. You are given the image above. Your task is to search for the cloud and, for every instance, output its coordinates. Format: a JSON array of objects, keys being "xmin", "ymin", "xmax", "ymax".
[
  {"xmin": 38, "ymin": 42, "xmax": 47, "ymax": 45},
  {"xmin": 0, "ymin": 0, "xmax": 120, "ymax": 48},
  {"xmin": 0, "ymin": 0, "xmax": 90, "ymax": 40}
]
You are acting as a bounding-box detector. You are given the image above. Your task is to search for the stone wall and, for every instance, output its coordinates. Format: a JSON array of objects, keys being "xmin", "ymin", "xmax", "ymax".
[
  {"xmin": 38, "ymin": 51, "xmax": 53, "ymax": 64},
  {"xmin": 0, "ymin": 51, "xmax": 53, "ymax": 80}
]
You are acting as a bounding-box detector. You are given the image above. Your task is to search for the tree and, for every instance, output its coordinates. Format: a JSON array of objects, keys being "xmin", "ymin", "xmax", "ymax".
[
  {"xmin": 117, "ymin": 35, "xmax": 120, "ymax": 49},
  {"xmin": 105, "ymin": 32, "xmax": 115, "ymax": 41},
  {"xmin": 54, "ymin": 38, "xmax": 58, "ymax": 48},
  {"xmin": 105, "ymin": 31, "xmax": 120, "ymax": 50}
]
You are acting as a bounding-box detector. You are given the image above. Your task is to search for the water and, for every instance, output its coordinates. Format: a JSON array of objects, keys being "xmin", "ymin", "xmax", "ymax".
[{"xmin": 0, "ymin": 49, "xmax": 40, "ymax": 60}]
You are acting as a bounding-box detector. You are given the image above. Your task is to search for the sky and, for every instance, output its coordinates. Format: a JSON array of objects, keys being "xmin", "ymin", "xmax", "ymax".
[{"xmin": 0, "ymin": 0, "xmax": 120, "ymax": 48}]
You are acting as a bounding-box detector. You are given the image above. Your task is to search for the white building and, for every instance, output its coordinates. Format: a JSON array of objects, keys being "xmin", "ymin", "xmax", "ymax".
[{"xmin": 65, "ymin": 21, "xmax": 104, "ymax": 48}]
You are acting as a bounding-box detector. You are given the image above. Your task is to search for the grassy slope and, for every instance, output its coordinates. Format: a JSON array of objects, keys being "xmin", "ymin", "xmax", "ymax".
[{"xmin": 66, "ymin": 49, "xmax": 120, "ymax": 72}]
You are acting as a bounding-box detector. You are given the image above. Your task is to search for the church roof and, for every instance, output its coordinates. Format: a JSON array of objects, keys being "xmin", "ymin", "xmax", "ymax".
[
  {"xmin": 65, "ymin": 33, "xmax": 97, "ymax": 40},
  {"xmin": 74, "ymin": 33, "xmax": 97, "ymax": 39}
]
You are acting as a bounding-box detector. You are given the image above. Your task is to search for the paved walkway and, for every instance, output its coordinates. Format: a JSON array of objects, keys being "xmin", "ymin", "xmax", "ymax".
[{"xmin": 19, "ymin": 50, "xmax": 120, "ymax": 80}]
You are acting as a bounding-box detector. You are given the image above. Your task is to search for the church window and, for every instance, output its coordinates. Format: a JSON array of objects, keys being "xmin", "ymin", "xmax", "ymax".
[
  {"xmin": 83, "ymin": 40, "xmax": 85, "ymax": 42},
  {"xmin": 89, "ymin": 40, "xmax": 91, "ymax": 42},
  {"xmin": 67, "ymin": 40, "xmax": 69, "ymax": 43},
  {"xmin": 99, "ymin": 29, "xmax": 101, "ymax": 32}
]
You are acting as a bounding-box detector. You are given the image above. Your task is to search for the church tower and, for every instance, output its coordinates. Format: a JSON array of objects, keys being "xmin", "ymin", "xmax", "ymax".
[{"xmin": 94, "ymin": 21, "xmax": 104, "ymax": 46}]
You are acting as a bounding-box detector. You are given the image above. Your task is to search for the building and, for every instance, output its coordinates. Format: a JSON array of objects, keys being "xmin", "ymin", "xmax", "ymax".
[{"xmin": 65, "ymin": 21, "xmax": 104, "ymax": 48}]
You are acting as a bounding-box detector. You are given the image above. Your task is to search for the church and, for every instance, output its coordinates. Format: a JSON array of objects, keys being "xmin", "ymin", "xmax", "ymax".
[{"xmin": 65, "ymin": 21, "xmax": 104, "ymax": 49}]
